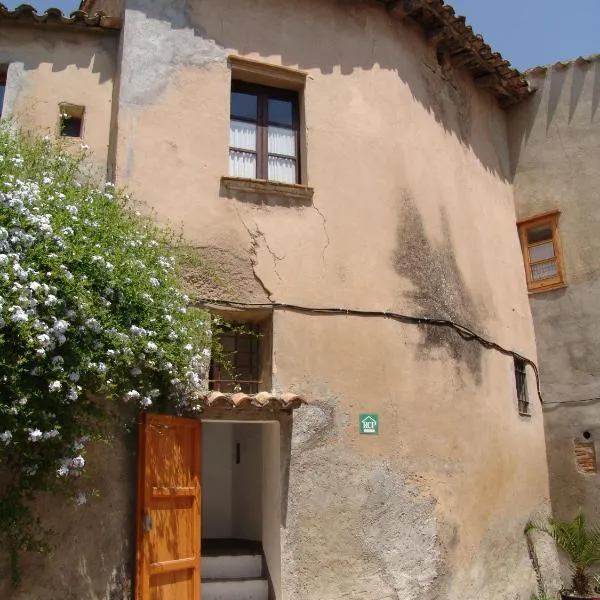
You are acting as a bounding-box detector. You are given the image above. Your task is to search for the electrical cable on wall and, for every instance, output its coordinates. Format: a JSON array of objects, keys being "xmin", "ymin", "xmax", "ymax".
[{"xmin": 196, "ymin": 298, "xmax": 545, "ymax": 405}]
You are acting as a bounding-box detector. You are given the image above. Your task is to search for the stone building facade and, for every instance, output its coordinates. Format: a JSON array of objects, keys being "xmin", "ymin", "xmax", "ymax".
[
  {"xmin": 0, "ymin": 1, "xmax": 565, "ymax": 599},
  {"xmin": 510, "ymin": 55, "xmax": 600, "ymax": 524}
]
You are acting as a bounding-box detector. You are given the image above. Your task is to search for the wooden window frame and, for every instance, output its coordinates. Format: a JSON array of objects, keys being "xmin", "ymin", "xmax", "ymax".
[
  {"xmin": 517, "ymin": 210, "xmax": 566, "ymax": 293},
  {"xmin": 230, "ymin": 80, "xmax": 300, "ymax": 183},
  {"xmin": 514, "ymin": 357, "xmax": 530, "ymax": 416}
]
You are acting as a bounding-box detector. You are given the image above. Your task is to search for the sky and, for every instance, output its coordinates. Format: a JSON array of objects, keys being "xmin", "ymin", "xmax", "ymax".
[
  {"xmin": 436, "ymin": 0, "xmax": 600, "ymax": 70},
  {"xmin": 3, "ymin": 0, "xmax": 600, "ymax": 72}
]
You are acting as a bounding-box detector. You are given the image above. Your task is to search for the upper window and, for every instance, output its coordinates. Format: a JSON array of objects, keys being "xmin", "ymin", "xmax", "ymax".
[
  {"xmin": 517, "ymin": 211, "xmax": 565, "ymax": 293},
  {"xmin": 229, "ymin": 81, "xmax": 299, "ymax": 184},
  {"xmin": 514, "ymin": 357, "xmax": 529, "ymax": 415},
  {"xmin": 0, "ymin": 70, "xmax": 6, "ymax": 117}
]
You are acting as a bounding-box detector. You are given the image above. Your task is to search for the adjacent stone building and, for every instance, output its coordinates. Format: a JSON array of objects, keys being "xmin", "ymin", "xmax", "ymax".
[
  {"xmin": 510, "ymin": 55, "xmax": 600, "ymax": 523},
  {"xmin": 0, "ymin": 1, "xmax": 567, "ymax": 599}
]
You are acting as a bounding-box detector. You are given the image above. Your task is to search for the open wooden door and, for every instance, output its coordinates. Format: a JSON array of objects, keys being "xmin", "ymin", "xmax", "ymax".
[{"xmin": 136, "ymin": 413, "xmax": 201, "ymax": 600}]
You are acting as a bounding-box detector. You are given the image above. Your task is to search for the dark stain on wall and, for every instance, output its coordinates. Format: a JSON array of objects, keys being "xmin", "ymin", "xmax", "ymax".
[{"xmin": 393, "ymin": 192, "xmax": 482, "ymax": 381}]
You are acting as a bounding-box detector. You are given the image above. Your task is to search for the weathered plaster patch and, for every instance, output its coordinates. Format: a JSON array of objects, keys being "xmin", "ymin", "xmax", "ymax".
[
  {"xmin": 120, "ymin": 0, "xmax": 227, "ymax": 106},
  {"xmin": 359, "ymin": 461, "xmax": 441, "ymax": 599},
  {"xmin": 394, "ymin": 192, "xmax": 483, "ymax": 381},
  {"xmin": 448, "ymin": 509, "xmax": 561, "ymax": 600},
  {"xmin": 282, "ymin": 401, "xmax": 442, "ymax": 600},
  {"xmin": 179, "ymin": 245, "xmax": 270, "ymax": 304}
]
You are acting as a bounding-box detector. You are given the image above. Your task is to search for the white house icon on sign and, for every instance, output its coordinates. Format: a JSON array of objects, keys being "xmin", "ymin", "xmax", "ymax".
[{"xmin": 359, "ymin": 414, "xmax": 378, "ymax": 434}]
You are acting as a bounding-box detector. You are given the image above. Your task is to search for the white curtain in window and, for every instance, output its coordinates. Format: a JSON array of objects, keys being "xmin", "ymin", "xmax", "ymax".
[
  {"xmin": 267, "ymin": 126, "xmax": 296, "ymax": 183},
  {"xmin": 229, "ymin": 150, "xmax": 256, "ymax": 179},
  {"xmin": 229, "ymin": 120, "xmax": 256, "ymax": 178},
  {"xmin": 230, "ymin": 120, "xmax": 256, "ymax": 151},
  {"xmin": 268, "ymin": 156, "xmax": 296, "ymax": 183},
  {"xmin": 532, "ymin": 260, "xmax": 558, "ymax": 281},
  {"xmin": 268, "ymin": 126, "xmax": 296, "ymax": 157}
]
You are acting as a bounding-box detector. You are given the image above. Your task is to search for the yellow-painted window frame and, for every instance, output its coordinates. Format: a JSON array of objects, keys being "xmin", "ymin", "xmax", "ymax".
[{"xmin": 517, "ymin": 210, "xmax": 566, "ymax": 293}]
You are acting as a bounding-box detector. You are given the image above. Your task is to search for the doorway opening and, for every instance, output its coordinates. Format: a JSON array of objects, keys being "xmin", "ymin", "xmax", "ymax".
[{"xmin": 201, "ymin": 421, "xmax": 281, "ymax": 600}]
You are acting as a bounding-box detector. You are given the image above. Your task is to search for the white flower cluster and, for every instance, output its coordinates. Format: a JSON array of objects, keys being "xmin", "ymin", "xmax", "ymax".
[{"xmin": 0, "ymin": 133, "xmax": 211, "ymax": 488}]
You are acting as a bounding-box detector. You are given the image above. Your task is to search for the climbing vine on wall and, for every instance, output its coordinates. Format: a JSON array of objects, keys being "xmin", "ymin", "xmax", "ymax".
[{"xmin": 0, "ymin": 124, "xmax": 212, "ymax": 580}]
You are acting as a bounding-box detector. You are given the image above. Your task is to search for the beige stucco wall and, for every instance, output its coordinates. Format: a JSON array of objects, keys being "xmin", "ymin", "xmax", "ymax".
[
  {"xmin": 0, "ymin": 26, "xmax": 117, "ymax": 178},
  {"xmin": 110, "ymin": 0, "xmax": 557, "ymax": 598},
  {"xmin": 509, "ymin": 58, "xmax": 600, "ymax": 525}
]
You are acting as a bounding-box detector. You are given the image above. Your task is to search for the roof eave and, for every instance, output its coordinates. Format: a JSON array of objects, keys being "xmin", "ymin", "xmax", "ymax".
[
  {"xmin": 382, "ymin": 0, "xmax": 532, "ymax": 107},
  {"xmin": 0, "ymin": 4, "xmax": 121, "ymax": 33}
]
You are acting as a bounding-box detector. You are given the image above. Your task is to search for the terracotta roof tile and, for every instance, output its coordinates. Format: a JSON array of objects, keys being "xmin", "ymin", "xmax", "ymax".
[
  {"xmin": 526, "ymin": 53, "xmax": 600, "ymax": 77},
  {"xmin": 199, "ymin": 391, "xmax": 308, "ymax": 410},
  {"xmin": 1, "ymin": 1, "xmax": 530, "ymax": 104},
  {"xmin": 0, "ymin": 3, "xmax": 121, "ymax": 32},
  {"xmin": 381, "ymin": 0, "xmax": 531, "ymax": 106}
]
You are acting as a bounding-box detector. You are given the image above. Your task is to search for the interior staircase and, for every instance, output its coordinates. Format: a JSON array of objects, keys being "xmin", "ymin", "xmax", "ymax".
[{"xmin": 201, "ymin": 539, "xmax": 269, "ymax": 600}]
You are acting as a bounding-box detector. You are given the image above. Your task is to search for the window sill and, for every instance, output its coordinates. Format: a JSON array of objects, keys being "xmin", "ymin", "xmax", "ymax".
[
  {"xmin": 221, "ymin": 176, "xmax": 314, "ymax": 205},
  {"xmin": 528, "ymin": 282, "xmax": 567, "ymax": 295}
]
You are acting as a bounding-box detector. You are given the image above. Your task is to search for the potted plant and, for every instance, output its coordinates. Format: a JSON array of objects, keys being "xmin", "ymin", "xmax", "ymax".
[{"xmin": 526, "ymin": 512, "xmax": 600, "ymax": 599}]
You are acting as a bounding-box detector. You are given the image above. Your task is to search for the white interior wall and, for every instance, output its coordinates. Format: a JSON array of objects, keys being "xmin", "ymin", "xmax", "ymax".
[
  {"xmin": 202, "ymin": 422, "xmax": 268, "ymax": 543},
  {"xmin": 202, "ymin": 423, "xmax": 234, "ymax": 539},
  {"xmin": 262, "ymin": 422, "xmax": 282, "ymax": 599},
  {"xmin": 232, "ymin": 424, "xmax": 263, "ymax": 541}
]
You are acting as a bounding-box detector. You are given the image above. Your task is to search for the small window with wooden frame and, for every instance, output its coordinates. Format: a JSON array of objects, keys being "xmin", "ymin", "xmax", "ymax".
[
  {"xmin": 209, "ymin": 325, "xmax": 261, "ymax": 394},
  {"xmin": 229, "ymin": 80, "xmax": 300, "ymax": 184},
  {"xmin": 514, "ymin": 357, "xmax": 530, "ymax": 416},
  {"xmin": 518, "ymin": 211, "xmax": 565, "ymax": 293}
]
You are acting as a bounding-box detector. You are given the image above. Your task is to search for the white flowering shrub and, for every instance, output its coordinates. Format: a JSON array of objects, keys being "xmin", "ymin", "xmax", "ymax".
[{"xmin": 0, "ymin": 126, "xmax": 211, "ymax": 577}]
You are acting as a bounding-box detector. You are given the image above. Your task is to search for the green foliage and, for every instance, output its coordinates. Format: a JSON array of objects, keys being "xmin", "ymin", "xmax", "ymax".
[
  {"xmin": 526, "ymin": 512, "xmax": 600, "ymax": 596},
  {"xmin": 0, "ymin": 124, "xmax": 212, "ymax": 580}
]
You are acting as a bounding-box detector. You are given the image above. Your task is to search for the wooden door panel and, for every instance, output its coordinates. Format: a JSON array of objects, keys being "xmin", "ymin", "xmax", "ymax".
[
  {"xmin": 150, "ymin": 498, "xmax": 196, "ymax": 564},
  {"xmin": 137, "ymin": 413, "xmax": 201, "ymax": 600},
  {"xmin": 150, "ymin": 569, "xmax": 195, "ymax": 600}
]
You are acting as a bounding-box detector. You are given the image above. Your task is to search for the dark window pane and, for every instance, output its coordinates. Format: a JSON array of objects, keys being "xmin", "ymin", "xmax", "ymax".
[
  {"xmin": 268, "ymin": 98, "xmax": 293, "ymax": 126},
  {"xmin": 231, "ymin": 92, "xmax": 257, "ymax": 120},
  {"xmin": 527, "ymin": 224, "xmax": 552, "ymax": 244},
  {"xmin": 514, "ymin": 358, "xmax": 529, "ymax": 414},
  {"xmin": 62, "ymin": 117, "xmax": 82, "ymax": 138},
  {"xmin": 236, "ymin": 354, "xmax": 251, "ymax": 367},
  {"xmin": 0, "ymin": 82, "xmax": 5, "ymax": 117},
  {"xmin": 220, "ymin": 335, "xmax": 236, "ymax": 351},
  {"xmin": 237, "ymin": 337, "xmax": 253, "ymax": 352}
]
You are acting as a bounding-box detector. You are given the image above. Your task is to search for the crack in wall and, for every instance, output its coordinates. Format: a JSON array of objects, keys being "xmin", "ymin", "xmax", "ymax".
[
  {"xmin": 312, "ymin": 201, "xmax": 330, "ymax": 264},
  {"xmin": 235, "ymin": 207, "xmax": 276, "ymax": 300}
]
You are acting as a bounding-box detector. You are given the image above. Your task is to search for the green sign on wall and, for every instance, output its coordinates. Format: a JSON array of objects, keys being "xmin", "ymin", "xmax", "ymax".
[{"xmin": 359, "ymin": 413, "xmax": 379, "ymax": 435}]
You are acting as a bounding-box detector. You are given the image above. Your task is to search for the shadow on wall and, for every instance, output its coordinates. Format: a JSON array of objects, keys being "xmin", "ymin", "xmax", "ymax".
[
  {"xmin": 0, "ymin": 30, "xmax": 116, "ymax": 83},
  {"xmin": 124, "ymin": 0, "xmax": 511, "ymax": 182},
  {"xmin": 393, "ymin": 192, "xmax": 483, "ymax": 382},
  {"xmin": 508, "ymin": 59, "xmax": 600, "ymax": 179}
]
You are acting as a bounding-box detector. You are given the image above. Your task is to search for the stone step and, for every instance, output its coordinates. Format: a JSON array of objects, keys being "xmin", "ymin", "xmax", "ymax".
[
  {"xmin": 202, "ymin": 554, "xmax": 263, "ymax": 580},
  {"xmin": 201, "ymin": 577, "xmax": 268, "ymax": 600}
]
